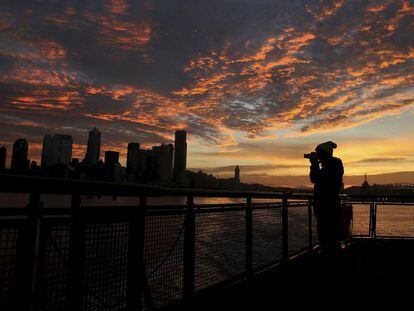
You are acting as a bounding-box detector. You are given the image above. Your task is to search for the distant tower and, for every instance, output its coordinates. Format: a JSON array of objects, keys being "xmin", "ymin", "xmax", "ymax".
[
  {"xmin": 173, "ymin": 130, "xmax": 187, "ymax": 184},
  {"xmin": 126, "ymin": 142, "xmax": 140, "ymax": 182},
  {"xmin": 234, "ymin": 165, "xmax": 240, "ymax": 183},
  {"xmin": 41, "ymin": 134, "xmax": 53, "ymax": 168},
  {"xmin": 362, "ymin": 174, "xmax": 369, "ymax": 191},
  {"xmin": 11, "ymin": 139, "xmax": 29, "ymax": 172},
  {"xmin": 0, "ymin": 146, "xmax": 6, "ymax": 170},
  {"xmin": 86, "ymin": 127, "xmax": 101, "ymax": 168}
]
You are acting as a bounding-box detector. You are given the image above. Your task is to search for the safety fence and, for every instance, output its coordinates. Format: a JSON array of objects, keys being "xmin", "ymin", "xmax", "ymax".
[{"xmin": 1, "ymin": 175, "xmax": 414, "ymax": 310}]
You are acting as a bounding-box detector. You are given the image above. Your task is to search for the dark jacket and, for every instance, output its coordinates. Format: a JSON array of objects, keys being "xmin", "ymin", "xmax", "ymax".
[{"xmin": 310, "ymin": 157, "xmax": 344, "ymax": 217}]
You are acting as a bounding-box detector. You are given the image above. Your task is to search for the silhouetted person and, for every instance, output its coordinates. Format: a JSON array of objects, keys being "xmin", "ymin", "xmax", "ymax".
[{"xmin": 309, "ymin": 141, "xmax": 344, "ymax": 255}]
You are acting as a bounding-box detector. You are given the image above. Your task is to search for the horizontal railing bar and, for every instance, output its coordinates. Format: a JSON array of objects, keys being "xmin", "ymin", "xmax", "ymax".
[
  {"xmin": 375, "ymin": 202, "xmax": 414, "ymax": 206},
  {"xmin": 374, "ymin": 235, "xmax": 414, "ymax": 239},
  {"xmin": 0, "ymin": 202, "xmax": 309, "ymax": 217}
]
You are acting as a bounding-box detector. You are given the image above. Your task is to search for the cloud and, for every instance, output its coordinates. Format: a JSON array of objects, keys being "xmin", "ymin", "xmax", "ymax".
[
  {"xmin": 0, "ymin": 0, "xmax": 414, "ymax": 163},
  {"xmin": 351, "ymin": 157, "xmax": 409, "ymax": 163}
]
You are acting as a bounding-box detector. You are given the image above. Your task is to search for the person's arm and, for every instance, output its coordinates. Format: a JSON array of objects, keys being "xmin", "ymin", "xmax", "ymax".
[{"xmin": 309, "ymin": 155, "xmax": 320, "ymax": 184}]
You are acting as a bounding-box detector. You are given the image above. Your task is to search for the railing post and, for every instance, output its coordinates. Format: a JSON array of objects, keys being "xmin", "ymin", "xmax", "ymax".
[
  {"xmin": 245, "ymin": 197, "xmax": 253, "ymax": 277},
  {"xmin": 307, "ymin": 198, "xmax": 313, "ymax": 251},
  {"xmin": 127, "ymin": 195, "xmax": 146, "ymax": 311},
  {"xmin": 14, "ymin": 192, "xmax": 41, "ymax": 310},
  {"xmin": 282, "ymin": 195, "xmax": 289, "ymax": 262},
  {"xmin": 66, "ymin": 193, "xmax": 84, "ymax": 310},
  {"xmin": 183, "ymin": 194, "xmax": 196, "ymax": 301},
  {"xmin": 369, "ymin": 198, "xmax": 377, "ymax": 239}
]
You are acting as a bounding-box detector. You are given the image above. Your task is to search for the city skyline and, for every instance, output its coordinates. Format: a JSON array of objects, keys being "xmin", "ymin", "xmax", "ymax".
[
  {"xmin": 1, "ymin": 127, "xmax": 193, "ymax": 185},
  {"xmin": 1, "ymin": 1, "xmax": 414, "ymax": 184}
]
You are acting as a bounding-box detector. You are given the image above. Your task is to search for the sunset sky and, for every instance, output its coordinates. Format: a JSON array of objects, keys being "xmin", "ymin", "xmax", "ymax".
[{"xmin": 1, "ymin": 0, "xmax": 414, "ymax": 185}]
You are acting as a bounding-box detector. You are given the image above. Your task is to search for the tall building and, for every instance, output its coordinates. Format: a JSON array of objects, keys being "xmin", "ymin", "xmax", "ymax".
[
  {"xmin": 173, "ymin": 130, "xmax": 187, "ymax": 184},
  {"xmin": 234, "ymin": 165, "xmax": 240, "ymax": 183},
  {"xmin": 104, "ymin": 150, "xmax": 121, "ymax": 181},
  {"xmin": 41, "ymin": 134, "xmax": 53, "ymax": 168},
  {"xmin": 139, "ymin": 149, "xmax": 153, "ymax": 182},
  {"xmin": 51, "ymin": 134, "xmax": 73, "ymax": 165},
  {"xmin": 11, "ymin": 139, "xmax": 29, "ymax": 172},
  {"xmin": 126, "ymin": 143, "xmax": 140, "ymax": 182},
  {"xmin": 86, "ymin": 127, "xmax": 101, "ymax": 168},
  {"xmin": 41, "ymin": 134, "xmax": 73, "ymax": 168},
  {"xmin": 153, "ymin": 144, "xmax": 174, "ymax": 184},
  {"xmin": 0, "ymin": 146, "xmax": 6, "ymax": 170}
]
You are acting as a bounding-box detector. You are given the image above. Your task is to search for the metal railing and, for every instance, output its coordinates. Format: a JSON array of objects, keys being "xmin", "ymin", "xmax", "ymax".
[{"xmin": 0, "ymin": 174, "xmax": 414, "ymax": 310}]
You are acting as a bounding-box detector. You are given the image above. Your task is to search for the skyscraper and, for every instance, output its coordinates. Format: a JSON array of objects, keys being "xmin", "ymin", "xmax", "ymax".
[
  {"xmin": 11, "ymin": 139, "xmax": 29, "ymax": 172},
  {"xmin": 126, "ymin": 143, "xmax": 140, "ymax": 182},
  {"xmin": 153, "ymin": 144, "xmax": 174, "ymax": 184},
  {"xmin": 41, "ymin": 133, "xmax": 72, "ymax": 168},
  {"xmin": 86, "ymin": 127, "xmax": 101, "ymax": 168},
  {"xmin": 51, "ymin": 134, "xmax": 73, "ymax": 165},
  {"xmin": 105, "ymin": 151, "xmax": 120, "ymax": 181},
  {"xmin": 173, "ymin": 130, "xmax": 187, "ymax": 184},
  {"xmin": 41, "ymin": 134, "xmax": 53, "ymax": 168},
  {"xmin": 0, "ymin": 146, "xmax": 6, "ymax": 170}
]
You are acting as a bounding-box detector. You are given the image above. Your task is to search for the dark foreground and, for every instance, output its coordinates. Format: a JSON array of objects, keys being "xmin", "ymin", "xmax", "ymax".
[{"xmin": 178, "ymin": 238, "xmax": 414, "ymax": 310}]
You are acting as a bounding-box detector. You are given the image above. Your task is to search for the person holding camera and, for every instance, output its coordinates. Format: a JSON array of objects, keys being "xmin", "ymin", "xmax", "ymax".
[{"xmin": 305, "ymin": 141, "xmax": 344, "ymax": 255}]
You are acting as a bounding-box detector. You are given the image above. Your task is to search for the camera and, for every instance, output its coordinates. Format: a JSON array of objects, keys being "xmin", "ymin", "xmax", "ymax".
[{"xmin": 304, "ymin": 152, "xmax": 316, "ymax": 159}]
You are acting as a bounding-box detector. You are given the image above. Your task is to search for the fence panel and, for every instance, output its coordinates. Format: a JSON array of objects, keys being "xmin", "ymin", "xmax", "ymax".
[
  {"xmin": 351, "ymin": 203, "xmax": 371, "ymax": 237},
  {"xmin": 37, "ymin": 218, "xmax": 71, "ymax": 311},
  {"xmin": 288, "ymin": 204, "xmax": 309, "ymax": 255},
  {"xmin": 82, "ymin": 221, "xmax": 130, "ymax": 310},
  {"xmin": 0, "ymin": 221, "xmax": 23, "ymax": 310},
  {"xmin": 144, "ymin": 213, "xmax": 185, "ymax": 308},
  {"xmin": 195, "ymin": 209, "xmax": 245, "ymax": 291},
  {"xmin": 252, "ymin": 207, "xmax": 282, "ymax": 269},
  {"xmin": 376, "ymin": 204, "xmax": 414, "ymax": 238}
]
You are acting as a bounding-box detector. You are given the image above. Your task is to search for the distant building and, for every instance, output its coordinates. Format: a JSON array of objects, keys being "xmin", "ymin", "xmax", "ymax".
[
  {"xmin": 139, "ymin": 149, "xmax": 153, "ymax": 182},
  {"xmin": 0, "ymin": 146, "xmax": 6, "ymax": 170},
  {"xmin": 52, "ymin": 134, "xmax": 73, "ymax": 165},
  {"xmin": 105, "ymin": 151, "xmax": 121, "ymax": 181},
  {"xmin": 30, "ymin": 160, "xmax": 39, "ymax": 172},
  {"xmin": 85, "ymin": 127, "xmax": 101, "ymax": 168},
  {"xmin": 126, "ymin": 143, "xmax": 140, "ymax": 182},
  {"xmin": 41, "ymin": 133, "xmax": 73, "ymax": 168},
  {"xmin": 41, "ymin": 134, "xmax": 53, "ymax": 168},
  {"xmin": 11, "ymin": 139, "xmax": 29, "ymax": 172},
  {"xmin": 234, "ymin": 165, "xmax": 240, "ymax": 184},
  {"xmin": 105, "ymin": 151, "xmax": 119, "ymax": 167},
  {"xmin": 173, "ymin": 130, "xmax": 187, "ymax": 184},
  {"xmin": 153, "ymin": 144, "xmax": 174, "ymax": 184}
]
